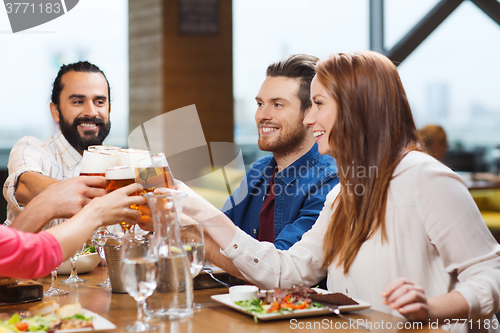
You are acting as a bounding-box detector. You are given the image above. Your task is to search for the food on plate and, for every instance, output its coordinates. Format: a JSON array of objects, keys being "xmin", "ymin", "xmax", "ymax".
[
  {"xmin": 0, "ymin": 277, "xmax": 16, "ymax": 287},
  {"xmin": 234, "ymin": 286, "xmax": 360, "ymax": 322},
  {"xmin": 235, "ymin": 286, "xmax": 324, "ymax": 321},
  {"xmin": 55, "ymin": 303, "xmax": 82, "ymax": 319},
  {"xmin": 29, "ymin": 300, "xmax": 60, "ymax": 316},
  {"xmin": 0, "ymin": 301, "xmax": 93, "ymax": 332},
  {"xmin": 81, "ymin": 245, "xmax": 97, "ymax": 255},
  {"xmin": 307, "ymin": 291, "xmax": 358, "ymax": 306}
]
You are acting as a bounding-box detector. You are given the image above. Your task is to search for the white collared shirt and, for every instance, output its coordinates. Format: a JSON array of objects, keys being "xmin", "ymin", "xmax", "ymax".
[
  {"xmin": 3, "ymin": 131, "xmax": 82, "ymax": 228},
  {"xmin": 223, "ymin": 152, "xmax": 500, "ymax": 332}
]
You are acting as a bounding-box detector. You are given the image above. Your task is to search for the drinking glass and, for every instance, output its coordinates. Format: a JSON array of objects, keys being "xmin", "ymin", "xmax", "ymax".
[
  {"xmin": 44, "ymin": 265, "xmax": 69, "ymax": 296},
  {"xmin": 120, "ymin": 233, "xmax": 158, "ymax": 332},
  {"xmin": 88, "ymin": 145, "xmax": 122, "ymax": 152},
  {"xmin": 92, "ymin": 228, "xmax": 116, "ymax": 287},
  {"xmin": 117, "ymin": 148, "xmax": 151, "ymax": 168},
  {"xmin": 105, "ymin": 166, "xmax": 139, "ymax": 235},
  {"xmin": 143, "ymin": 192, "xmax": 193, "ymax": 319},
  {"xmin": 61, "ymin": 243, "xmax": 87, "ymax": 284},
  {"xmin": 134, "ymin": 153, "xmax": 175, "ymax": 192},
  {"xmin": 180, "ymin": 222, "xmax": 205, "ymax": 310},
  {"xmin": 80, "ymin": 150, "xmax": 118, "ymax": 177}
]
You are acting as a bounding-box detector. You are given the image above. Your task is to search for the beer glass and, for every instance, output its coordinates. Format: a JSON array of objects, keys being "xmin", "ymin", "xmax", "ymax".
[
  {"xmin": 134, "ymin": 153, "xmax": 175, "ymax": 193},
  {"xmin": 106, "ymin": 166, "xmax": 137, "ymax": 234},
  {"xmin": 88, "ymin": 145, "xmax": 122, "ymax": 152},
  {"xmin": 117, "ymin": 149, "xmax": 151, "ymax": 168},
  {"xmin": 81, "ymin": 150, "xmax": 119, "ymax": 286},
  {"xmin": 80, "ymin": 150, "xmax": 118, "ymax": 177}
]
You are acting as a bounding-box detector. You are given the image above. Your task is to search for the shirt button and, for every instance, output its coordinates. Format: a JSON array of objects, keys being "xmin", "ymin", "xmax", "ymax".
[
  {"xmin": 253, "ymin": 229, "xmax": 257, "ymax": 234},
  {"xmin": 254, "ymin": 258, "xmax": 258, "ymax": 263},
  {"xmin": 233, "ymin": 244, "xmax": 238, "ymax": 249}
]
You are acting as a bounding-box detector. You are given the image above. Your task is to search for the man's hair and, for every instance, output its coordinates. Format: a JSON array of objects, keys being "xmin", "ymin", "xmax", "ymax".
[
  {"xmin": 266, "ymin": 54, "xmax": 319, "ymax": 113},
  {"xmin": 51, "ymin": 61, "xmax": 111, "ymax": 109}
]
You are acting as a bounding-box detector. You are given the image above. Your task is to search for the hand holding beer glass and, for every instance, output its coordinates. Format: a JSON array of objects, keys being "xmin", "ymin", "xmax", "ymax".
[
  {"xmin": 105, "ymin": 166, "xmax": 138, "ymax": 235},
  {"xmin": 134, "ymin": 153, "xmax": 175, "ymax": 192}
]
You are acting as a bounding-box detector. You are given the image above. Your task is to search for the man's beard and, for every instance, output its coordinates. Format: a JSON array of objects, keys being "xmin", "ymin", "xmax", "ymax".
[
  {"xmin": 58, "ymin": 109, "xmax": 111, "ymax": 152},
  {"xmin": 257, "ymin": 120, "xmax": 308, "ymax": 157}
]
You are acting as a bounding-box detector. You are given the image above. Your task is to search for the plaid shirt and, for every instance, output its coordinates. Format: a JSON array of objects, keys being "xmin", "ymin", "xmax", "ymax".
[{"xmin": 3, "ymin": 131, "xmax": 82, "ymax": 228}]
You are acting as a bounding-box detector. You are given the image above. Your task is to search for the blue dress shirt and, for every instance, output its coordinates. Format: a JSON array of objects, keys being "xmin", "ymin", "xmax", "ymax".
[{"xmin": 222, "ymin": 143, "xmax": 338, "ymax": 250}]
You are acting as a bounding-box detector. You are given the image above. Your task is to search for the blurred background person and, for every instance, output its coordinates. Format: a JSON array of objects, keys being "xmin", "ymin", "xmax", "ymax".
[{"xmin": 419, "ymin": 124, "xmax": 448, "ymax": 161}]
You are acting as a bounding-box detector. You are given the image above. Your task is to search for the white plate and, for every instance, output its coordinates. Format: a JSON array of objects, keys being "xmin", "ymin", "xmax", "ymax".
[
  {"xmin": 55, "ymin": 309, "xmax": 116, "ymax": 332},
  {"xmin": 211, "ymin": 289, "xmax": 371, "ymax": 321},
  {"xmin": 58, "ymin": 253, "xmax": 101, "ymax": 275}
]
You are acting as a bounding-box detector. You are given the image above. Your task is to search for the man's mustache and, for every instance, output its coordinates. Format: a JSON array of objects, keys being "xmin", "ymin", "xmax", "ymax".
[{"xmin": 73, "ymin": 117, "xmax": 106, "ymax": 127}]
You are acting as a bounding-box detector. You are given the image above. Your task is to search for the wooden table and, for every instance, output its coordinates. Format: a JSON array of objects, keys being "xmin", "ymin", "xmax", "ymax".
[{"xmin": 1, "ymin": 267, "xmax": 448, "ymax": 332}]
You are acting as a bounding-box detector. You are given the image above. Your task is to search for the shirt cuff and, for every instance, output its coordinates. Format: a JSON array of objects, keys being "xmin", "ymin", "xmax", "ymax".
[
  {"xmin": 453, "ymin": 286, "xmax": 479, "ymax": 320},
  {"xmin": 222, "ymin": 228, "xmax": 280, "ymax": 289}
]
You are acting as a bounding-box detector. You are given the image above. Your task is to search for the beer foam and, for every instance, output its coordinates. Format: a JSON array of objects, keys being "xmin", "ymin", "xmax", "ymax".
[
  {"xmin": 81, "ymin": 151, "xmax": 118, "ymax": 174},
  {"xmin": 117, "ymin": 149, "xmax": 151, "ymax": 167},
  {"xmin": 136, "ymin": 153, "xmax": 169, "ymax": 168},
  {"xmin": 105, "ymin": 166, "xmax": 135, "ymax": 180},
  {"xmin": 88, "ymin": 145, "xmax": 122, "ymax": 151}
]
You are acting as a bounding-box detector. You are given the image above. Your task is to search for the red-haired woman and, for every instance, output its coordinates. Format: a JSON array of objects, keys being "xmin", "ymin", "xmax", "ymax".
[{"xmin": 176, "ymin": 51, "xmax": 500, "ymax": 331}]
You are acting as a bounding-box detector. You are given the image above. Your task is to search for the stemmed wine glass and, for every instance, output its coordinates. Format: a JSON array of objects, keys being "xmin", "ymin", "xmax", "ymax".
[
  {"xmin": 180, "ymin": 222, "xmax": 205, "ymax": 310},
  {"xmin": 44, "ymin": 264, "xmax": 69, "ymax": 296},
  {"xmin": 61, "ymin": 243, "xmax": 87, "ymax": 284},
  {"xmin": 121, "ymin": 233, "xmax": 159, "ymax": 332},
  {"xmin": 92, "ymin": 228, "xmax": 116, "ymax": 287}
]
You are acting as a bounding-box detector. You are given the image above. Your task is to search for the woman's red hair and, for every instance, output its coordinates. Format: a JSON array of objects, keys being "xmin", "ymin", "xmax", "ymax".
[{"xmin": 318, "ymin": 51, "xmax": 422, "ymax": 273}]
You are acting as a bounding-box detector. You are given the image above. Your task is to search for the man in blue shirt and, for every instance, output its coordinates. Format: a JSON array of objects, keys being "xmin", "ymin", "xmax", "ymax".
[
  {"xmin": 177, "ymin": 54, "xmax": 338, "ymax": 278},
  {"xmin": 222, "ymin": 54, "xmax": 338, "ymax": 251}
]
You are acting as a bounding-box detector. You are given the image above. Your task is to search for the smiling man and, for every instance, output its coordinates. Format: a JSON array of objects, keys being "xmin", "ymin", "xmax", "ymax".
[
  {"xmin": 171, "ymin": 55, "xmax": 339, "ymax": 281},
  {"xmin": 221, "ymin": 54, "xmax": 339, "ymax": 249},
  {"xmin": 3, "ymin": 61, "xmax": 111, "ymax": 231}
]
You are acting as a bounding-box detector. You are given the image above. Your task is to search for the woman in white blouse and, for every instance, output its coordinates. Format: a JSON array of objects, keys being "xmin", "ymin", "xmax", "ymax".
[{"xmin": 176, "ymin": 51, "xmax": 500, "ymax": 330}]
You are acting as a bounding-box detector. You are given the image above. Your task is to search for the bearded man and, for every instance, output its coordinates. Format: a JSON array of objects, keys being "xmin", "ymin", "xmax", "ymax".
[
  {"xmin": 169, "ymin": 55, "xmax": 338, "ymax": 281},
  {"xmin": 3, "ymin": 61, "xmax": 111, "ymax": 231},
  {"xmin": 219, "ymin": 54, "xmax": 338, "ymax": 250}
]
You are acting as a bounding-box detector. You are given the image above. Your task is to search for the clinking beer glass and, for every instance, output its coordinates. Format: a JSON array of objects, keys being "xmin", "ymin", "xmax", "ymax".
[
  {"xmin": 134, "ymin": 153, "xmax": 175, "ymax": 192},
  {"xmin": 105, "ymin": 166, "xmax": 139, "ymax": 234}
]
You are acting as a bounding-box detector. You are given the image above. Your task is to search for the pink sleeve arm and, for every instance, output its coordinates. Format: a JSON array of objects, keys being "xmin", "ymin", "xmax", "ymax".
[{"xmin": 0, "ymin": 226, "xmax": 63, "ymax": 279}]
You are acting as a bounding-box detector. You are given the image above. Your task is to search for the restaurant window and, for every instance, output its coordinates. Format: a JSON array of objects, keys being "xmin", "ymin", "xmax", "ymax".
[
  {"xmin": 388, "ymin": 0, "xmax": 500, "ymax": 172},
  {"xmin": 233, "ymin": 0, "xmax": 500, "ymax": 173},
  {"xmin": 0, "ymin": 0, "xmax": 129, "ymax": 168}
]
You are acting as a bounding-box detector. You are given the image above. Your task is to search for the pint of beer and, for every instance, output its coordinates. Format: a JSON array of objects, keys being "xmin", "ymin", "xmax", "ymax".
[
  {"xmin": 80, "ymin": 150, "xmax": 118, "ymax": 177},
  {"xmin": 105, "ymin": 166, "xmax": 137, "ymax": 232},
  {"xmin": 116, "ymin": 148, "xmax": 151, "ymax": 168},
  {"xmin": 135, "ymin": 153, "xmax": 175, "ymax": 192},
  {"xmin": 88, "ymin": 145, "xmax": 122, "ymax": 152}
]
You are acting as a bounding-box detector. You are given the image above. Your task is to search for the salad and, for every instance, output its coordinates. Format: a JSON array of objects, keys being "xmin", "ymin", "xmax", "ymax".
[
  {"xmin": 81, "ymin": 245, "xmax": 97, "ymax": 255},
  {"xmin": 0, "ymin": 302, "xmax": 93, "ymax": 333},
  {"xmin": 0, "ymin": 313, "xmax": 54, "ymax": 333},
  {"xmin": 235, "ymin": 286, "xmax": 324, "ymax": 322}
]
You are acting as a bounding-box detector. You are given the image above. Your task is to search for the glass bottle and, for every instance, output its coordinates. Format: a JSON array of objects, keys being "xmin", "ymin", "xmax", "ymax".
[{"xmin": 143, "ymin": 192, "xmax": 193, "ymax": 319}]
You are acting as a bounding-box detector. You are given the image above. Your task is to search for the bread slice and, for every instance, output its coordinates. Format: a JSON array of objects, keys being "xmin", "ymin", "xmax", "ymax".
[
  {"xmin": 29, "ymin": 300, "xmax": 60, "ymax": 316},
  {"xmin": 56, "ymin": 303, "xmax": 83, "ymax": 319}
]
